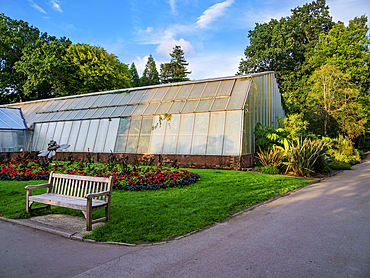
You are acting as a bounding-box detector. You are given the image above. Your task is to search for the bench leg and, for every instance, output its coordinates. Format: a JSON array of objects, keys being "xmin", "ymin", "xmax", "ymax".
[
  {"xmin": 86, "ymin": 199, "xmax": 92, "ymax": 231},
  {"xmin": 105, "ymin": 204, "xmax": 110, "ymax": 223}
]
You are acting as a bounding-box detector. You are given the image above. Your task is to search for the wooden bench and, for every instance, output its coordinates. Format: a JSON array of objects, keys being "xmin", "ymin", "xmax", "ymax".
[{"xmin": 25, "ymin": 171, "xmax": 113, "ymax": 231}]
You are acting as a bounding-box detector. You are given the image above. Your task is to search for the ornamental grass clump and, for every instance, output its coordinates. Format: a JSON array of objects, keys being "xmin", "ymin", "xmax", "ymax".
[
  {"xmin": 256, "ymin": 147, "xmax": 284, "ymax": 168},
  {"xmin": 282, "ymin": 138, "xmax": 329, "ymax": 176}
]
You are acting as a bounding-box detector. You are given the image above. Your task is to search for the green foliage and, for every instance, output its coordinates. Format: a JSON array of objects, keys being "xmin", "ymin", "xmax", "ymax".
[
  {"xmin": 0, "ymin": 170, "xmax": 312, "ymax": 243},
  {"xmin": 0, "ymin": 13, "xmax": 40, "ymax": 103},
  {"xmin": 160, "ymin": 45, "xmax": 191, "ymax": 84},
  {"xmin": 281, "ymin": 138, "xmax": 329, "ymax": 176},
  {"xmin": 330, "ymin": 161, "xmax": 351, "ymax": 170},
  {"xmin": 238, "ymin": 0, "xmax": 334, "ymax": 113},
  {"xmin": 62, "ymin": 44, "xmax": 131, "ymax": 95},
  {"xmin": 141, "ymin": 54, "xmax": 160, "ymax": 86},
  {"xmin": 256, "ymin": 147, "xmax": 283, "ymax": 168},
  {"xmin": 283, "ymin": 113, "xmax": 309, "ymax": 140},
  {"xmin": 255, "ymin": 165, "xmax": 279, "ymax": 175},
  {"xmin": 328, "ymin": 134, "xmax": 361, "ymax": 164},
  {"xmin": 129, "ymin": 62, "xmax": 141, "ymax": 87}
]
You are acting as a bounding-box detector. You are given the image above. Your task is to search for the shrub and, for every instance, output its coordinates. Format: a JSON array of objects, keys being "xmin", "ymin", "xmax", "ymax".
[
  {"xmin": 330, "ymin": 161, "xmax": 351, "ymax": 170},
  {"xmin": 256, "ymin": 147, "xmax": 284, "ymax": 168},
  {"xmin": 255, "ymin": 165, "xmax": 279, "ymax": 175},
  {"xmin": 329, "ymin": 135, "xmax": 361, "ymax": 164},
  {"xmin": 282, "ymin": 138, "xmax": 329, "ymax": 176}
]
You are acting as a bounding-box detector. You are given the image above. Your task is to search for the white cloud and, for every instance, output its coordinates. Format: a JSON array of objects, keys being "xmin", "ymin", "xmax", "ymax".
[
  {"xmin": 65, "ymin": 24, "xmax": 76, "ymax": 31},
  {"xmin": 50, "ymin": 0, "xmax": 63, "ymax": 13},
  {"xmin": 169, "ymin": 0, "xmax": 176, "ymax": 14},
  {"xmin": 197, "ymin": 0, "xmax": 234, "ymax": 28},
  {"xmin": 28, "ymin": 0, "xmax": 47, "ymax": 14},
  {"xmin": 139, "ymin": 27, "xmax": 154, "ymax": 34},
  {"xmin": 156, "ymin": 37, "xmax": 194, "ymax": 57}
]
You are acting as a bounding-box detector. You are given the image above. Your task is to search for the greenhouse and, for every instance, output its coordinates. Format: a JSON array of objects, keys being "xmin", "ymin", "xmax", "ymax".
[
  {"xmin": 0, "ymin": 107, "xmax": 30, "ymax": 152},
  {"xmin": 3, "ymin": 72, "xmax": 284, "ymax": 169}
]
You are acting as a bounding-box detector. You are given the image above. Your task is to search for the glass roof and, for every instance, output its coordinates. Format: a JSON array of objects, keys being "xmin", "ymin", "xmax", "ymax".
[
  {"xmin": 0, "ymin": 107, "xmax": 28, "ymax": 130},
  {"xmin": 3, "ymin": 73, "xmax": 274, "ymax": 126}
]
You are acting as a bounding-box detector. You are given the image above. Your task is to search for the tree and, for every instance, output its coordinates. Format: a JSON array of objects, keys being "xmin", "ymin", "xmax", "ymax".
[
  {"xmin": 141, "ymin": 54, "xmax": 160, "ymax": 86},
  {"xmin": 0, "ymin": 13, "xmax": 40, "ymax": 103},
  {"xmin": 14, "ymin": 34, "xmax": 71, "ymax": 100},
  {"xmin": 62, "ymin": 44, "xmax": 131, "ymax": 95},
  {"xmin": 238, "ymin": 0, "xmax": 334, "ymax": 113},
  {"xmin": 160, "ymin": 45, "xmax": 191, "ymax": 83},
  {"xmin": 308, "ymin": 64, "xmax": 366, "ymax": 139},
  {"xmin": 129, "ymin": 62, "xmax": 141, "ymax": 87}
]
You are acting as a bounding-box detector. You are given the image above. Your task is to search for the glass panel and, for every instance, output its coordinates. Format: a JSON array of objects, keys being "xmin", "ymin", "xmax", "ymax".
[
  {"xmin": 177, "ymin": 114, "xmax": 194, "ymax": 154},
  {"xmin": 206, "ymin": 112, "xmax": 225, "ymax": 155},
  {"xmin": 195, "ymin": 99, "xmax": 213, "ymax": 112},
  {"xmin": 68, "ymin": 121, "xmax": 81, "ymax": 151},
  {"xmin": 74, "ymin": 97, "xmax": 90, "ymax": 109},
  {"xmin": 110, "ymin": 106, "xmax": 126, "ymax": 118},
  {"xmin": 82, "ymin": 95, "xmax": 100, "ymax": 109},
  {"xmin": 202, "ymin": 81, "xmax": 220, "ymax": 98},
  {"xmin": 81, "ymin": 109, "xmax": 97, "ymax": 119},
  {"xmin": 162, "ymin": 86, "xmax": 180, "ymax": 101},
  {"xmin": 117, "ymin": 92, "xmax": 134, "ymax": 105},
  {"xmin": 163, "ymin": 114, "xmax": 180, "ymax": 154},
  {"xmin": 151, "ymin": 87, "xmax": 168, "ymax": 102},
  {"xmin": 92, "ymin": 95, "xmax": 109, "ymax": 107},
  {"xmin": 125, "ymin": 117, "xmax": 142, "ymax": 153},
  {"xmin": 131, "ymin": 104, "xmax": 148, "ymax": 116},
  {"xmin": 191, "ymin": 113, "xmax": 209, "ymax": 155},
  {"xmin": 99, "ymin": 94, "xmax": 116, "ymax": 106},
  {"xmin": 115, "ymin": 118, "xmax": 130, "ymax": 152},
  {"xmin": 42, "ymin": 112, "xmax": 57, "ymax": 122},
  {"xmin": 188, "ymin": 83, "xmax": 206, "ymax": 99},
  {"xmin": 38, "ymin": 101, "xmax": 53, "ymax": 113},
  {"xmin": 32, "ymin": 123, "xmax": 43, "ymax": 151},
  {"xmin": 56, "ymin": 111, "xmax": 72, "ymax": 121},
  {"xmin": 223, "ymin": 111, "xmax": 242, "ymax": 155},
  {"xmin": 181, "ymin": 100, "xmax": 198, "ymax": 113},
  {"xmin": 59, "ymin": 98, "xmax": 79, "ymax": 110},
  {"xmin": 168, "ymin": 101, "xmax": 184, "ymax": 113},
  {"xmin": 94, "ymin": 119, "xmax": 109, "ymax": 152},
  {"xmin": 74, "ymin": 109, "xmax": 88, "ymax": 120},
  {"xmin": 140, "ymin": 89, "xmax": 156, "ymax": 103},
  {"xmin": 175, "ymin": 85, "xmax": 193, "ymax": 100},
  {"xmin": 155, "ymin": 102, "xmax": 171, "ymax": 114},
  {"xmin": 211, "ymin": 98, "xmax": 228, "ymax": 111},
  {"xmin": 143, "ymin": 103, "xmax": 160, "ymax": 115},
  {"xmin": 53, "ymin": 122, "xmax": 64, "ymax": 143},
  {"xmin": 149, "ymin": 116, "xmax": 166, "ymax": 153},
  {"xmin": 227, "ymin": 79, "xmax": 250, "ymax": 110},
  {"xmin": 59, "ymin": 121, "xmax": 72, "ymax": 146},
  {"xmin": 49, "ymin": 112, "xmax": 62, "ymax": 122},
  {"xmin": 121, "ymin": 105, "xmax": 135, "ymax": 117},
  {"xmin": 92, "ymin": 107, "xmax": 107, "ymax": 118},
  {"xmin": 128, "ymin": 90, "xmax": 146, "ymax": 104},
  {"xmin": 84, "ymin": 119, "xmax": 99, "ymax": 152},
  {"xmin": 43, "ymin": 122, "xmax": 56, "ymax": 150},
  {"xmin": 43, "ymin": 101, "xmax": 60, "ymax": 112},
  {"xmin": 101, "ymin": 107, "xmax": 116, "ymax": 117},
  {"xmin": 137, "ymin": 117, "xmax": 153, "ymax": 153},
  {"xmin": 75, "ymin": 121, "xmax": 90, "ymax": 152},
  {"xmin": 65, "ymin": 110, "xmax": 80, "ymax": 121},
  {"xmin": 216, "ymin": 80, "xmax": 234, "ymax": 97}
]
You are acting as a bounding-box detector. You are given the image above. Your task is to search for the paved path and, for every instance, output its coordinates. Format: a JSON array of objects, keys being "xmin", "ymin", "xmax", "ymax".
[{"xmin": 1, "ymin": 158, "xmax": 370, "ymax": 278}]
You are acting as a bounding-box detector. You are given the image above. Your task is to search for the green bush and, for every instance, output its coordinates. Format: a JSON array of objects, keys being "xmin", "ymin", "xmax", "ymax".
[
  {"xmin": 330, "ymin": 161, "xmax": 351, "ymax": 170},
  {"xmin": 329, "ymin": 135, "xmax": 361, "ymax": 165},
  {"xmin": 256, "ymin": 147, "xmax": 284, "ymax": 168},
  {"xmin": 255, "ymin": 165, "xmax": 279, "ymax": 175}
]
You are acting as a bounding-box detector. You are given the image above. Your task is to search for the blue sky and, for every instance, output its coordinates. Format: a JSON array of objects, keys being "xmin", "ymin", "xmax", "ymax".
[{"xmin": 1, "ymin": 0, "xmax": 369, "ymax": 80}]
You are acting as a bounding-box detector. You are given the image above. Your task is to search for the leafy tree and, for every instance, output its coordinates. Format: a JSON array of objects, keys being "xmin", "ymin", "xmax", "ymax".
[
  {"xmin": 129, "ymin": 62, "xmax": 141, "ymax": 87},
  {"xmin": 308, "ymin": 64, "xmax": 366, "ymax": 139},
  {"xmin": 62, "ymin": 44, "xmax": 131, "ymax": 95},
  {"xmin": 0, "ymin": 13, "xmax": 40, "ymax": 103},
  {"xmin": 238, "ymin": 0, "xmax": 334, "ymax": 113},
  {"xmin": 160, "ymin": 45, "xmax": 191, "ymax": 83},
  {"xmin": 14, "ymin": 35, "xmax": 71, "ymax": 100},
  {"xmin": 141, "ymin": 54, "xmax": 160, "ymax": 86}
]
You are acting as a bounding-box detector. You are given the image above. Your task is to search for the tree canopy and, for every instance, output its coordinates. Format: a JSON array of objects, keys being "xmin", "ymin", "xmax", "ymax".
[
  {"xmin": 160, "ymin": 45, "xmax": 191, "ymax": 83},
  {"xmin": 129, "ymin": 62, "xmax": 141, "ymax": 88},
  {"xmin": 141, "ymin": 54, "xmax": 160, "ymax": 86}
]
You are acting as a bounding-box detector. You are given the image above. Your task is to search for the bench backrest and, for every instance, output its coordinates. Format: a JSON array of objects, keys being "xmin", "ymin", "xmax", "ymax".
[{"xmin": 48, "ymin": 171, "xmax": 113, "ymax": 201}]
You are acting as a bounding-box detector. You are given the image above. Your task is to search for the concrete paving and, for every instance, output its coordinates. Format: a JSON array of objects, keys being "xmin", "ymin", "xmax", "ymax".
[{"xmin": 1, "ymin": 157, "xmax": 370, "ymax": 278}]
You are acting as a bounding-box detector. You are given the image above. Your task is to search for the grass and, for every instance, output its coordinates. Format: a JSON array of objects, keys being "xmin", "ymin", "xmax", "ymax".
[{"xmin": 0, "ymin": 168, "xmax": 312, "ymax": 244}]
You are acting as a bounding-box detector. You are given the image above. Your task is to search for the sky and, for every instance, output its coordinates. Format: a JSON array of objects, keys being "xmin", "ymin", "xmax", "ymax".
[{"xmin": 1, "ymin": 0, "xmax": 369, "ymax": 81}]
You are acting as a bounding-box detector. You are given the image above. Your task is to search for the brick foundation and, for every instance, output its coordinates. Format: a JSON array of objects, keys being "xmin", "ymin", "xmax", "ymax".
[{"xmin": 2, "ymin": 152, "xmax": 255, "ymax": 170}]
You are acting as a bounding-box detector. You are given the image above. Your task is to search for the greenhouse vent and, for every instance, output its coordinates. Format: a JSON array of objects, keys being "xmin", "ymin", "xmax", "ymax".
[{"xmin": 2, "ymin": 72, "xmax": 285, "ymax": 169}]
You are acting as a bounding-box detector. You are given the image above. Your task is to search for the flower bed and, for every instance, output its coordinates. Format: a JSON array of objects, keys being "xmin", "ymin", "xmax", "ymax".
[{"xmin": 0, "ymin": 157, "xmax": 200, "ymax": 191}]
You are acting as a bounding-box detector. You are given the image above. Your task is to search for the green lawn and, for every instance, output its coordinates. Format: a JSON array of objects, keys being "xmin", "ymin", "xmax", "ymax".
[{"xmin": 0, "ymin": 168, "xmax": 312, "ymax": 243}]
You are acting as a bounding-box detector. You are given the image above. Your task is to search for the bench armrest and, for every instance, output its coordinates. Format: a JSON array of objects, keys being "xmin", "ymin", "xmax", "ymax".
[
  {"xmin": 85, "ymin": 191, "xmax": 111, "ymax": 199},
  {"xmin": 25, "ymin": 183, "xmax": 50, "ymax": 190}
]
